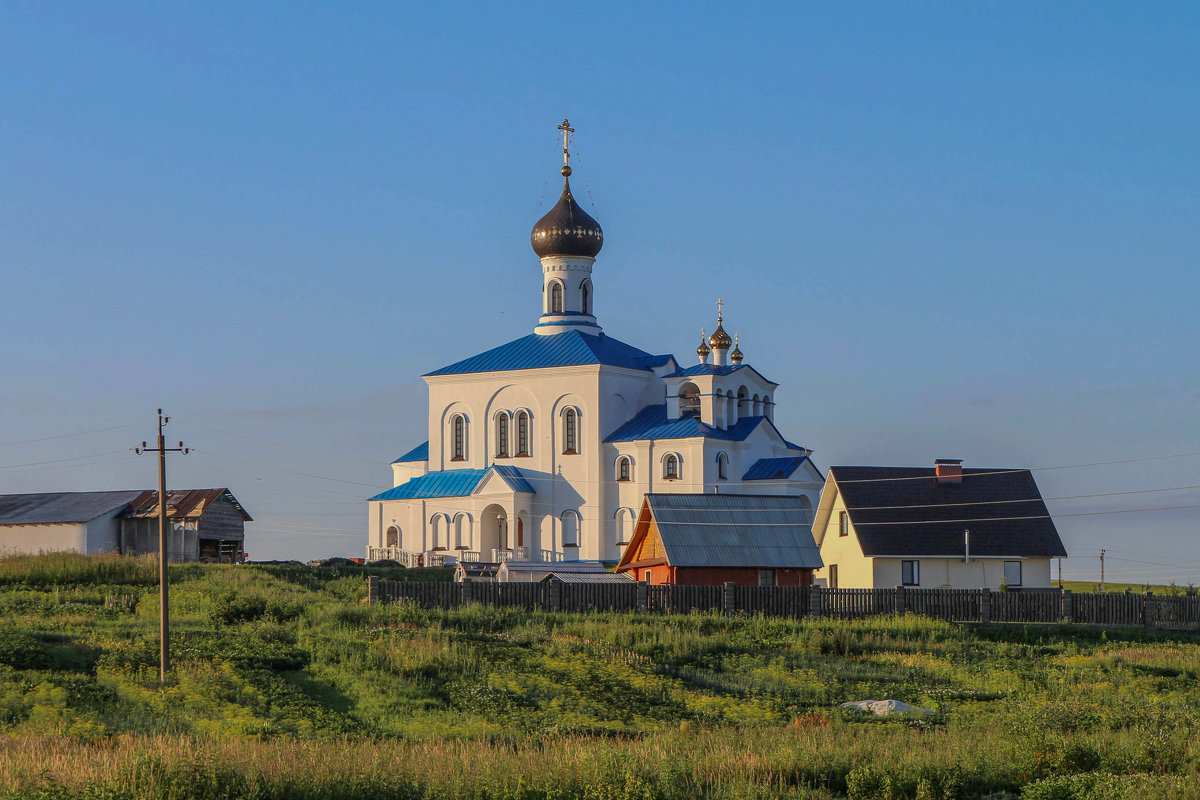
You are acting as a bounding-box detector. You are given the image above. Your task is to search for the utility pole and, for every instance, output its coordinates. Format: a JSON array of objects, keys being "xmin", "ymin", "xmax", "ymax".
[
  {"xmin": 135, "ymin": 410, "xmax": 188, "ymax": 683},
  {"xmin": 1057, "ymin": 557, "xmax": 1063, "ymax": 589},
  {"xmin": 1099, "ymin": 549, "xmax": 1106, "ymax": 593}
]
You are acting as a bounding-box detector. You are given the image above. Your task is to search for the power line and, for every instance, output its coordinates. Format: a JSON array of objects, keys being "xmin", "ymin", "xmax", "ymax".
[
  {"xmin": 173, "ymin": 417, "xmax": 382, "ymax": 465},
  {"xmin": 0, "ymin": 454, "xmax": 142, "ymax": 475},
  {"xmin": 834, "ymin": 450, "xmax": 1200, "ymax": 483},
  {"xmin": 0, "ymin": 449, "xmax": 132, "ymax": 471},
  {"xmin": 0, "ymin": 421, "xmax": 143, "ymax": 448},
  {"xmin": 183, "ymin": 456, "xmax": 369, "ymax": 498},
  {"xmin": 189, "ymin": 449, "xmax": 383, "ymax": 489}
]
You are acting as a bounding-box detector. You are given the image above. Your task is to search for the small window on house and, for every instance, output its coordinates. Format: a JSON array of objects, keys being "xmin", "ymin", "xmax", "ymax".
[
  {"xmin": 581, "ymin": 281, "xmax": 590, "ymax": 314},
  {"xmin": 664, "ymin": 454, "xmax": 680, "ymax": 480},
  {"xmin": 838, "ymin": 511, "xmax": 848, "ymax": 537},
  {"xmin": 563, "ymin": 408, "xmax": 578, "ymax": 454},
  {"xmin": 758, "ymin": 569, "xmax": 776, "ymax": 586},
  {"xmin": 551, "ymin": 282, "xmax": 564, "ymax": 314},
  {"xmin": 496, "ymin": 414, "xmax": 509, "ymax": 457},
  {"xmin": 1004, "ymin": 560, "xmax": 1022, "ymax": 587},
  {"xmin": 385, "ymin": 526, "xmax": 399, "ymax": 548},
  {"xmin": 617, "ymin": 456, "xmax": 631, "ymax": 481},
  {"xmin": 902, "ymin": 560, "xmax": 919, "ymax": 586},
  {"xmin": 452, "ymin": 415, "xmax": 466, "ymax": 461},
  {"xmin": 717, "ymin": 452, "xmax": 728, "ymax": 480},
  {"xmin": 827, "ymin": 564, "xmax": 838, "ymax": 589},
  {"xmin": 516, "ymin": 411, "xmax": 530, "ymax": 456}
]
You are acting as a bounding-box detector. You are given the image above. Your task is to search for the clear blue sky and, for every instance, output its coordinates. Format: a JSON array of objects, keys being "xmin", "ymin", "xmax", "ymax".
[{"xmin": 2, "ymin": 2, "xmax": 1198, "ymax": 579}]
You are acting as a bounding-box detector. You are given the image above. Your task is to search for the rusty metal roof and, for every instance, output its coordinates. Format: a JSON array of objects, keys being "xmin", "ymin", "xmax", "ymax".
[{"xmin": 123, "ymin": 488, "xmax": 252, "ymax": 521}]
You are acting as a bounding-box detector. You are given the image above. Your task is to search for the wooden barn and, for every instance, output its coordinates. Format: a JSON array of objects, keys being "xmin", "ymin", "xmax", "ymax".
[{"xmin": 615, "ymin": 493, "xmax": 822, "ymax": 586}]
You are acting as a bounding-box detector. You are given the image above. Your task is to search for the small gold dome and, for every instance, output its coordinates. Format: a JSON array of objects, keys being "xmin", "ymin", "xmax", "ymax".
[
  {"xmin": 697, "ymin": 329, "xmax": 711, "ymax": 360},
  {"xmin": 730, "ymin": 333, "xmax": 744, "ymax": 364}
]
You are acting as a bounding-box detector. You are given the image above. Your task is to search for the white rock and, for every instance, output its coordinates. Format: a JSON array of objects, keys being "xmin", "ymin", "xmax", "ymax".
[{"xmin": 840, "ymin": 699, "xmax": 933, "ymax": 716}]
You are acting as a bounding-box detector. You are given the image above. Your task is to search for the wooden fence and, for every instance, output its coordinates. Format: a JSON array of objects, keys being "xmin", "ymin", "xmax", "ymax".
[{"xmin": 368, "ymin": 579, "xmax": 1200, "ymax": 630}]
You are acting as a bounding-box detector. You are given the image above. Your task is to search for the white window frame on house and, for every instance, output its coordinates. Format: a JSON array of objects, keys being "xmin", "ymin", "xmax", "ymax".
[
  {"xmin": 901, "ymin": 560, "xmax": 919, "ymax": 586},
  {"xmin": 1004, "ymin": 560, "xmax": 1023, "ymax": 587},
  {"xmin": 838, "ymin": 511, "xmax": 848, "ymax": 537},
  {"xmin": 550, "ymin": 281, "xmax": 564, "ymax": 314},
  {"xmin": 580, "ymin": 280, "xmax": 591, "ymax": 315},
  {"xmin": 828, "ymin": 563, "xmax": 838, "ymax": 589}
]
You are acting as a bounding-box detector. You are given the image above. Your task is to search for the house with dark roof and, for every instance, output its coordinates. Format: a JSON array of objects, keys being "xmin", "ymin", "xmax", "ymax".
[
  {"xmin": 811, "ymin": 460, "xmax": 1067, "ymax": 589},
  {"xmin": 0, "ymin": 489, "xmax": 251, "ymax": 563},
  {"xmin": 615, "ymin": 494, "xmax": 823, "ymax": 586}
]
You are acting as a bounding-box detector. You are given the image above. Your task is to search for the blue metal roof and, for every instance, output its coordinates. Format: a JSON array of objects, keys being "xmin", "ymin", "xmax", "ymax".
[
  {"xmin": 425, "ymin": 330, "xmax": 670, "ymax": 377},
  {"xmin": 664, "ymin": 363, "xmax": 746, "ymax": 378},
  {"xmin": 368, "ymin": 465, "xmax": 535, "ymax": 501},
  {"xmin": 391, "ymin": 441, "xmax": 429, "ymax": 464},
  {"xmin": 742, "ymin": 456, "xmax": 812, "ymax": 481},
  {"xmin": 604, "ymin": 405, "xmax": 766, "ymax": 443}
]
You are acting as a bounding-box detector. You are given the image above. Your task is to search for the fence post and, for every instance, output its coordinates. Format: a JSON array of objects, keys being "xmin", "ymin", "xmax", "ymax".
[
  {"xmin": 1143, "ymin": 592, "xmax": 1154, "ymax": 627},
  {"xmin": 550, "ymin": 580, "xmax": 563, "ymax": 613},
  {"xmin": 723, "ymin": 582, "xmax": 736, "ymax": 616},
  {"xmin": 637, "ymin": 579, "xmax": 648, "ymax": 613},
  {"xmin": 979, "ymin": 589, "xmax": 991, "ymax": 624},
  {"xmin": 895, "ymin": 586, "xmax": 906, "ymax": 616},
  {"xmin": 810, "ymin": 586, "xmax": 824, "ymax": 618},
  {"xmin": 368, "ymin": 575, "xmax": 379, "ymax": 605},
  {"xmin": 1061, "ymin": 589, "xmax": 1073, "ymax": 623}
]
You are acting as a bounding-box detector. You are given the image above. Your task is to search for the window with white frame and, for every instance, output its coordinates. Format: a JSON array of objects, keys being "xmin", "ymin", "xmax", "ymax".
[
  {"xmin": 901, "ymin": 560, "xmax": 919, "ymax": 586},
  {"xmin": 664, "ymin": 454, "xmax": 680, "ymax": 480},
  {"xmin": 496, "ymin": 414, "xmax": 509, "ymax": 457},
  {"xmin": 1004, "ymin": 560, "xmax": 1022, "ymax": 587},
  {"xmin": 617, "ymin": 456, "xmax": 631, "ymax": 481},
  {"xmin": 717, "ymin": 452, "xmax": 728, "ymax": 480},
  {"xmin": 581, "ymin": 281, "xmax": 590, "ymax": 314},
  {"xmin": 516, "ymin": 411, "xmax": 530, "ymax": 456},
  {"xmin": 451, "ymin": 415, "xmax": 466, "ymax": 460},
  {"xmin": 838, "ymin": 511, "xmax": 848, "ymax": 537},
  {"xmin": 563, "ymin": 408, "xmax": 578, "ymax": 454},
  {"xmin": 550, "ymin": 282, "xmax": 564, "ymax": 313}
]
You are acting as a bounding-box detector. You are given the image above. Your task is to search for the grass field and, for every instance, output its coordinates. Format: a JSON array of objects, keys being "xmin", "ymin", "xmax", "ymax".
[{"xmin": 1, "ymin": 553, "xmax": 1199, "ymax": 799}]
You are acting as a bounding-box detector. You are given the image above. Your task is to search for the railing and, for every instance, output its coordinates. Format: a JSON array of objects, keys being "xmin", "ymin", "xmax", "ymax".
[
  {"xmin": 367, "ymin": 583, "xmax": 1200, "ymax": 631},
  {"xmin": 366, "ymin": 547, "xmax": 454, "ymax": 568}
]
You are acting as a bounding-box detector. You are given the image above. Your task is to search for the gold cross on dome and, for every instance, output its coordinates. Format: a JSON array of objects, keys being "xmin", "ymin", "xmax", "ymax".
[
  {"xmin": 717, "ymin": 297, "xmax": 724, "ymax": 322},
  {"xmin": 558, "ymin": 119, "xmax": 574, "ymax": 169}
]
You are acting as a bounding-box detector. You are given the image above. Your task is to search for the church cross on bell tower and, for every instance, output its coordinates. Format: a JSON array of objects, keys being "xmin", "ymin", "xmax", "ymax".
[{"xmin": 531, "ymin": 119, "xmax": 605, "ymax": 335}]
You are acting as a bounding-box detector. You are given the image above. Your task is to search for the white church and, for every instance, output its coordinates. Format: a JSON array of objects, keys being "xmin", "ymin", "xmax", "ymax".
[{"xmin": 366, "ymin": 122, "xmax": 823, "ymax": 566}]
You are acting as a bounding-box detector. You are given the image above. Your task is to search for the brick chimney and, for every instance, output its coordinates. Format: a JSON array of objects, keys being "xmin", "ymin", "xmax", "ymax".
[{"xmin": 935, "ymin": 458, "xmax": 962, "ymax": 484}]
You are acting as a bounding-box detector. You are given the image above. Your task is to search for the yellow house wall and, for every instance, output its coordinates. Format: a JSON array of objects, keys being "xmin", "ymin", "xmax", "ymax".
[
  {"xmin": 874, "ymin": 557, "xmax": 1056, "ymax": 589},
  {"xmin": 812, "ymin": 490, "xmax": 875, "ymax": 588}
]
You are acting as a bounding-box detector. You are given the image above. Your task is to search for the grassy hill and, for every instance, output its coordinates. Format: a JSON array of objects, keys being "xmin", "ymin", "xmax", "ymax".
[{"xmin": 1, "ymin": 553, "xmax": 1199, "ymax": 799}]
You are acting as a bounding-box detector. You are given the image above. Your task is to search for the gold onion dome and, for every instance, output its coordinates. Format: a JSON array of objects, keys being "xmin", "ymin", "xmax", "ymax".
[
  {"xmin": 697, "ymin": 329, "xmax": 711, "ymax": 360},
  {"xmin": 708, "ymin": 321, "xmax": 733, "ymax": 350},
  {"xmin": 730, "ymin": 334, "xmax": 744, "ymax": 364}
]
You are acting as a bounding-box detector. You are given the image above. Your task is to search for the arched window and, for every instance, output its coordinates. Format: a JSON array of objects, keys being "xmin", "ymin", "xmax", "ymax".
[
  {"xmin": 678, "ymin": 382, "xmax": 701, "ymax": 417},
  {"xmin": 385, "ymin": 526, "xmax": 400, "ymax": 548},
  {"xmin": 563, "ymin": 408, "xmax": 578, "ymax": 454},
  {"xmin": 496, "ymin": 414, "xmax": 509, "ymax": 457},
  {"xmin": 516, "ymin": 517, "xmax": 524, "ymax": 547},
  {"xmin": 737, "ymin": 386, "xmax": 750, "ymax": 416},
  {"xmin": 516, "ymin": 411, "xmax": 530, "ymax": 456},
  {"xmin": 453, "ymin": 514, "xmax": 471, "ymax": 551},
  {"xmin": 664, "ymin": 454, "xmax": 680, "ymax": 480},
  {"xmin": 551, "ymin": 282, "xmax": 564, "ymax": 314},
  {"xmin": 581, "ymin": 281, "xmax": 590, "ymax": 315},
  {"xmin": 717, "ymin": 452, "xmax": 729, "ymax": 480},
  {"xmin": 451, "ymin": 415, "xmax": 466, "ymax": 460},
  {"xmin": 430, "ymin": 514, "xmax": 447, "ymax": 550},
  {"xmin": 561, "ymin": 511, "xmax": 579, "ymax": 548},
  {"xmin": 752, "ymin": 394, "xmax": 761, "ymax": 416},
  {"xmin": 617, "ymin": 456, "xmax": 632, "ymax": 481}
]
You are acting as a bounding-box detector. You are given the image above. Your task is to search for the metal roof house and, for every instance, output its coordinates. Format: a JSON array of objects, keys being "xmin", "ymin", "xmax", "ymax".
[
  {"xmin": 615, "ymin": 493, "xmax": 823, "ymax": 586},
  {"xmin": 0, "ymin": 488, "xmax": 251, "ymax": 563},
  {"xmin": 811, "ymin": 460, "xmax": 1067, "ymax": 589}
]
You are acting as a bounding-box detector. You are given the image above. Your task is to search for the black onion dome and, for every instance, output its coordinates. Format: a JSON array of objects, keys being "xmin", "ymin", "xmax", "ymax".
[{"xmin": 531, "ymin": 177, "xmax": 604, "ymax": 258}]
